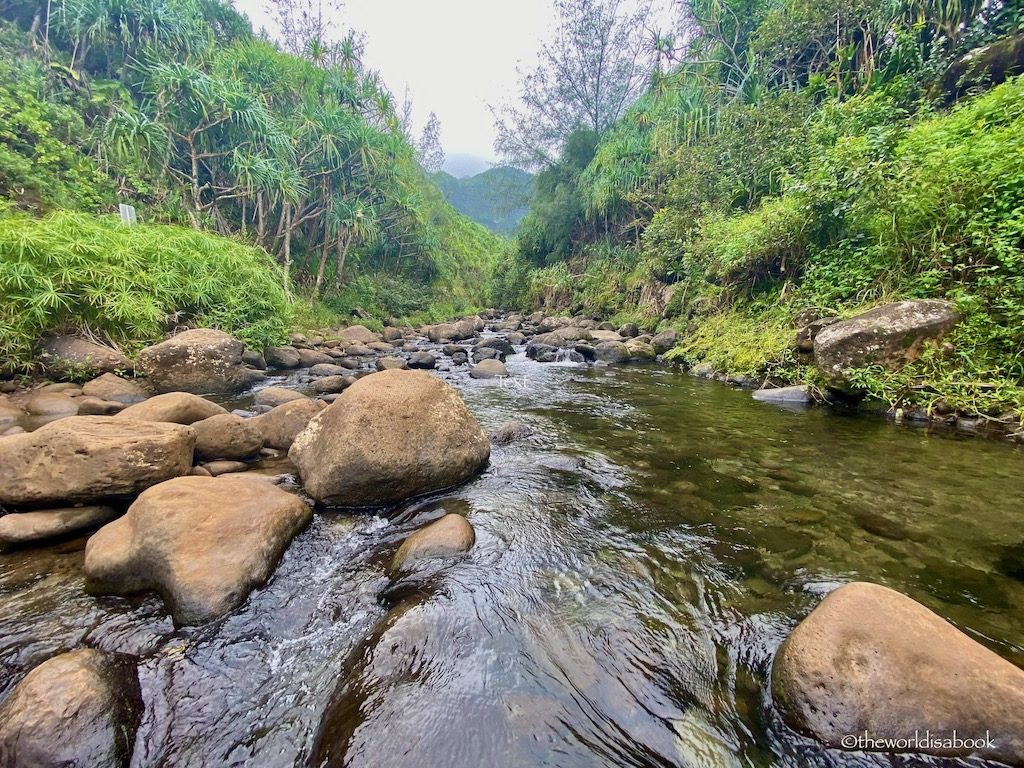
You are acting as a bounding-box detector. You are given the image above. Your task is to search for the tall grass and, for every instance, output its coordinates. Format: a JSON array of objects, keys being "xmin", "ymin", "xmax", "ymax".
[{"xmin": 0, "ymin": 211, "xmax": 290, "ymax": 371}]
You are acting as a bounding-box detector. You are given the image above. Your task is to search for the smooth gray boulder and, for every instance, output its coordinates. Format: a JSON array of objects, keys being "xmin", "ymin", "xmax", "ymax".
[{"xmin": 752, "ymin": 385, "xmax": 813, "ymax": 405}]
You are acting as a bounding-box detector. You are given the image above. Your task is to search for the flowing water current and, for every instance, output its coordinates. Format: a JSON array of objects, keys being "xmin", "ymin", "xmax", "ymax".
[{"xmin": 2, "ymin": 344, "xmax": 1023, "ymax": 768}]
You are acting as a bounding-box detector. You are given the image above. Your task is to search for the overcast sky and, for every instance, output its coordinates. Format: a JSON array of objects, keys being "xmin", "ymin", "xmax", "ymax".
[{"xmin": 234, "ymin": 0, "xmax": 679, "ymax": 165}]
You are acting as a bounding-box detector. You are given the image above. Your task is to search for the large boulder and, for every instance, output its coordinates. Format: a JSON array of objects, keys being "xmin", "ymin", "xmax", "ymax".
[
  {"xmin": 772, "ymin": 582, "xmax": 1024, "ymax": 765},
  {"xmin": 813, "ymin": 300, "xmax": 960, "ymax": 389},
  {"xmin": 390, "ymin": 513, "xmax": 475, "ymax": 575},
  {"xmin": 338, "ymin": 325, "xmax": 380, "ymax": 344},
  {"xmin": 0, "ymin": 417, "xmax": 195, "ymax": 507},
  {"xmin": 0, "ymin": 649, "xmax": 142, "ymax": 768},
  {"xmin": 470, "ymin": 359, "xmax": 510, "ymax": 379},
  {"xmin": 289, "ymin": 370, "xmax": 490, "ymax": 506},
  {"xmin": 116, "ymin": 392, "xmax": 226, "ymax": 424},
  {"xmin": 0, "ymin": 505, "xmax": 120, "ymax": 551},
  {"xmin": 40, "ymin": 336, "xmax": 133, "ymax": 377},
  {"xmin": 253, "ymin": 386, "xmax": 307, "ymax": 408},
  {"xmin": 136, "ymin": 329, "xmax": 263, "ymax": 394},
  {"xmin": 84, "ymin": 475, "xmax": 312, "ymax": 625},
  {"xmin": 650, "ymin": 330, "xmax": 678, "ymax": 354},
  {"xmin": 595, "ymin": 340, "xmax": 630, "ymax": 363},
  {"xmin": 250, "ymin": 398, "xmax": 326, "ymax": 450},
  {"xmin": 264, "ymin": 346, "xmax": 302, "ymax": 369},
  {"xmin": 191, "ymin": 413, "xmax": 263, "ymax": 461},
  {"xmin": 81, "ymin": 373, "xmax": 148, "ymax": 405}
]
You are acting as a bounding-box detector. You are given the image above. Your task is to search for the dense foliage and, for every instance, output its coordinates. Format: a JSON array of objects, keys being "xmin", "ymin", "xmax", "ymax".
[
  {"xmin": 0, "ymin": 0, "xmax": 500, "ymax": 368},
  {"xmin": 500, "ymin": 0, "xmax": 1024, "ymax": 418}
]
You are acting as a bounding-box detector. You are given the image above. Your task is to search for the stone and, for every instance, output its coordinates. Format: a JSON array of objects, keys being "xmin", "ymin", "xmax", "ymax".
[
  {"xmin": 595, "ymin": 340, "xmax": 630, "ymax": 363},
  {"xmin": 339, "ymin": 325, "xmax": 380, "ymax": 344},
  {"xmin": 651, "ymin": 330, "xmax": 678, "ymax": 354},
  {"xmin": 250, "ymin": 398, "xmax": 326, "ymax": 450},
  {"xmin": 0, "ymin": 649, "xmax": 141, "ymax": 768},
  {"xmin": 752, "ymin": 385, "xmax": 813, "ymax": 405},
  {"xmin": 0, "ymin": 505, "xmax": 120, "ymax": 551},
  {"xmin": 84, "ymin": 475, "xmax": 311, "ymax": 625},
  {"xmin": 382, "ymin": 327, "xmax": 403, "ymax": 342},
  {"xmin": 619, "ymin": 322, "xmax": 640, "ymax": 338},
  {"xmin": 426, "ymin": 323, "xmax": 457, "ymax": 343},
  {"xmin": 390, "ymin": 513, "xmax": 475, "ymax": 575},
  {"xmin": 311, "ymin": 375, "xmax": 353, "ymax": 394},
  {"xmin": 507, "ymin": 332, "xmax": 526, "ymax": 346},
  {"xmin": 137, "ymin": 329, "xmax": 264, "ymax": 394},
  {"xmin": 474, "ymin": 337, "xmax": 515, "ymax": 357},
  {"xmin": 0, "ymin": 417, "xmax": 195, "ymax": 507},
  {"xmin": 376, "ymin": 356, "xmax": 408, "ymax": 371},
  {"xmin": 408, "ymin": 352, "xmax": 437, "ymax": 369},
  {"xmin": 253, "ymin": 386, "xmax": 308, "ymax": 408},
  {"xmin": 75, "ymin": 396, "xmax": 125, "ymax": 416},
  {"xmin": 202, "ymin": 460, "xmax": 249, "ymax": 476},
  {"xmin": 470, "ymin": 359, "xmax": 510, "ymax": 379},
  {"xmin": 297, "ymin": 348, "xmax": 335, "ymax": 367},
  {"xmin": 265, "ymin": 346, "xmax": 302, "ymax": 368},
  {"xmin": 241, "ymin": 349, "xmax": 267, "ymax": 370},
  {"xmin": 367, "ymin": 342, "xmax": 394, "ymax": 353},
  {"xmin": 40, "ymin": 336, "xmax": 133, "ymax": 377},
  {"xmin": 289, "ymin": 370, "xmax": 490, "ymax": 506},
  {"xmin": 81, "ymin": 373, "xmax": 148, "ymax": 404},
  {"xmin": 191, "ymin": 413, "xmax": 263, "ymax": 461},
  {"xmin": 691, "ymin": 362, "xmax": 715, "ymax": 378},
  {"xmin": 526, "ymin": 343, "xmax": 558, "ymax": 363},
  {"xmin": 24, "ymin": 391, "xmax": 79, "ymax": 417},
  {"xmin": 472, "ymin": 347, "xmax": 499, "ymax": 362},
  {"xmin": 813, "ymin": 300, "xmax": 960, "ymax": 389},
  {"xmin": 0, "ymin": 401, "xmax": 25, "ymax": 430},
  {"xmin": 490, "ymin": 421, "xmax": 532, "ymax": 445},
  {"xmin": 309, "ymin": 363, "xmax": 349, "ymax": 377},
  {"xmin": 772, "ymin": 582, "xmax": 1024, "ymax": 765},
  {"xmin": 626, "ymin": 340, "xmax": 656, "ymax": 361},
  {"xmin": 795, "ymin": 317, "xmax": 840, "ymax": 353},
  {"xmin": 451, "ymin": 351, "xmax": 468, "ymax": 365},
  {"xmin": 117, "ymin": 392, "xmax": 226, "ymax": 424},
  {"xmin": 442, "ymin": 344, "xmax": 464, "ymax": 357}
]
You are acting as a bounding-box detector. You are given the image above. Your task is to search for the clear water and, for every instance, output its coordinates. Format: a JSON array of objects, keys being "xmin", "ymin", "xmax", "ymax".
[{"xmin": 2, "ymin": 349, "xmax": 1023, "ymax": 768}]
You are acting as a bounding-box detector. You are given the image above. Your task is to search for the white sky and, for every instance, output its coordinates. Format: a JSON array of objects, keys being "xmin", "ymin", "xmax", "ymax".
[{"xmin": 234, "ymin": 0, "xmax": 676, "ymax": 163}]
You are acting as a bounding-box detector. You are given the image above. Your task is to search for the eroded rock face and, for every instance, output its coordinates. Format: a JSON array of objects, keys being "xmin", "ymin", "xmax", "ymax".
[
  {"xmin": 84, "ymin": 475, "xmax": 312, "ymax": 625},
  {"xmin": 136, "ymin": 329, "xmax": 263, "ymax": 394},
  {"xmin": 116, "ymin": 392, "xmax": 226, "ymax": 424},
  {"xmin": 0, "ymin": 417, "xmax": 195, "ymax": 507},
  {"xmin": 772, "ymin": 582, "xmax": 1024, "ymax": 765},
  {"xmin": 390, "ymin": 514, "xmax": 475, "ymax": 575},
  {"xmin": 813, "ymin": 300, "xmax": 960, "ymax": 390},
  {"xmin": 0, "ymin": 648, "xmax": 142, "ymax": 768},
  {"xmin": 40, "ymin": 336, "xmax": 133, "ymax": 377},
  {"xmin": 250, "ymin": 398, "xmax": 326, "ymax": 450},
  {"xmin": 289, "ymin": 370, "xmax": 490, "ymax": 506}
]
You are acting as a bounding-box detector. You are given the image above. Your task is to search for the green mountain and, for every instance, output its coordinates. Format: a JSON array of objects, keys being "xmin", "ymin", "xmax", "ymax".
[{"xmin": 432, "ymin": 167, "xmax": 532, "ymax": 235}]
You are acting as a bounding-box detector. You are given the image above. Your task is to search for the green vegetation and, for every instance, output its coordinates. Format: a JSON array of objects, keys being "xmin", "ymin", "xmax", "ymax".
[
  {"xmin": 500, "ymin": 0, "xmax": 1024, "ymax": 419},
  {"xmin": 432, "ymin": 166, "xmax": 532, "ymax": 235},
  {"xmin": 0, "ymin": 0, "xmax": 500, "ymax": 371}
]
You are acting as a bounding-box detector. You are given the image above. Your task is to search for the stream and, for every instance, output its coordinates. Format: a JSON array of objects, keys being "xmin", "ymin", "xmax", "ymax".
[{"xmin": 2, "ymin": 339, "xmax": 1023, "ymax": 768}]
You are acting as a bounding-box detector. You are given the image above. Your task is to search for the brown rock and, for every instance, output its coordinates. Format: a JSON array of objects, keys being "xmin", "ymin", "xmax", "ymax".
[
  {"xmin": 84, "ymin": 475, "xmax": 312, "ymax": 625},
  {"xmin": 339, "ymin": 325, "xmax": 380, "ymax": 344},
  {"xmin": 253, "ymin": 386, "xmax": 308, "ymax": 409},
  {"xmin": 76, "ymin": 396, "xmax": 126, "ymax": 416},
  {"xmin": 297, "ymin": 348, "xmax": 335, "ymax": 367},
  {"xmin": 390, "ymin": 513, "xmax": 475, "ymax": 574},
  {"xmin": 264, "ymin": 346, "xmax": 302, "ymax": 368},
  {"xmin": 202, "ymin": 460, "xmax": 249, "ymax": 476},
  {"xmin": 116, "ymin": 392, "xmax": 226, "ymax": 424},
  {"xmin": 81, "ymin": 373, "xmax": 148, "ymax": 404},
  {"xmin": 0, "ymin": 505, "xmax": 120, "ymax": 551},
  {"xmin": 310, "ymin": 375, "xmax": 353, "ymax": 394},
  {"xmin": 0, "ymin": 416, "xmax": 195, "ymax": 507},
  {"xmin": 250, "ymin": 398, "xmax": 326, "ymax": 450},
  {"xmin": 376, "ymin": 356, "xmax": 408, "ymax": 371},
  {"xmin": 136, "ymin": 328, "xmax": 263, "ymax": 394},
  {"xmin": 0, "ymin": 649, "xmax": 141, "ymax": 768},
  {"xmin": 24, "ymin": 391, "xmax": 79, "ymax": 417},
  {"xmin": 191, "ymin": 414, "xmax": 263, "ymax": 461},
  {"xmin": 289, "ymin": 370, "xmax": 490, "ymax": 506},
  {"xmin": 772, "ymin": 582, "xmax": 1024, "ymax": 764},
  {"xmin": 40, "ymin": 336, "xmax": 133, "ymax": 377}
]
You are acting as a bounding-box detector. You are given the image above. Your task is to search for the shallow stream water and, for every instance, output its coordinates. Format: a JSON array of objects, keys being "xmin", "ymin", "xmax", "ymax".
[{"xmin": 2, "ymin": 343, "xmax": 1023, "ymax": 767}]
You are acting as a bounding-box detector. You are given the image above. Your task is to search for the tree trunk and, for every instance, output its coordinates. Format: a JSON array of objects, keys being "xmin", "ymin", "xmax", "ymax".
[
  {"xmin": 282, "ymin": 202, "xmax": 292, "ymax": 302},
  {"xmin": 313, "ymin": 231, "xmax": 332, "ymax": 296},
  {"xmin": 334, "ymin": 232, "xmax": 351, "ymax": 290}
]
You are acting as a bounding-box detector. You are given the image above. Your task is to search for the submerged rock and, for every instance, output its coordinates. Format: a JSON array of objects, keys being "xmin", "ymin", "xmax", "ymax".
[
  {"xmin": 0, "ymin": 416, "xmax": 195, "ymax": 507},
  {"xmin": 772, "ymin": 581, "xmax": 1024, "ymax": 765},
  {"xmin": 116, "ymin": 392, "xmax": 226, "ymax": 424},
  {"xmin": 0, "ymin": 505, "xmax": 119, "ymax": 551},
  {"xmin": 490, "ymin": 420, "xmax": 533, "ymax": 445},
  {"xmin": 0, "ymin": 648, "xmax": 142, "ymax": 768},
  {"xmin": 813, "ymin": 300, "xmax": 960, "ymax": 390},
  {"xmin": 469, "ymin": 359, "xmax": 510, "ymax": 379},
  {"xmin": 137, "ymin": 328, "xmax": 263, "ymax": 394},
  {"xmin": 752, "ymin": 385, "xmax": 813, "ymax": 405},
  {"xmin": 390, "ymin": 513, "xmax": 475, "ymax": 575},
  {"xmin": 84, "ymin": 475, "xmax": 312, "ymax": 625},
  {"xmin": 289, "ymin": 370, "xmax": 490, "ymax": 506}
]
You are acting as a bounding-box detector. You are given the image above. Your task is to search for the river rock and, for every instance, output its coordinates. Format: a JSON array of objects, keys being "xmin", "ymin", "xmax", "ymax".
[
  {"xmin": 265, "ymin": 346, "xmax": 302, "ymax": 368},
  {"xmin": 24, "ymin": 391, "xmax": 79, "ymax": 418},
  {"xmin": 339, "ymin": 325, "xmax": 379, "ymax": 344},
  {"xmin": 813, "ymin": 300, "xmax": 960, "ymax": 389},
  {"xmin": 752, "ymin": 385, "xmax": 813, "ymax": 405},
  {"xmin": 137, "ymin": 329, "xmax": 263, "ymax": 394},
  {"xmin": 311, "ymin": 375, "xmax": 353, "ymax": 394},
  {"xmin": 0, "ymin": 400, "xmax": 25, "ymax": 430},
  {"xmin": 595, "ymin": 340, "xmax": 630, "ymax": 363},
  {"xmin": 408, "ymin": 352, "xmax": 437, "ymax": 369},
  {"xmin": 345, "ymin": 344, "xmax": 374, "ymax": 356},
  {"xmin": 253, "ymin": 386, "xmax": 307, "ymax": 408},
  {"xmin": 309, "ymin": 363, "xmax": 349, "ymax": 377},
  {"xmin": 0, "ymin": 649, "xmax": 141, "ymax": 768},
  {"xmin": 526, "ymin": 343, "xmax": 558, "ymax": 363},
  {"xmin": 81, "ymin": 373, "xmax": 148, "ymax": 405},
  {"xmin": 490, "ymin": 421, "xmax": 533, "ymax": 445},
  {"xmin": 201, "ymin": 459, "xmax": 249, "ymax": 476},
  {"xmin": 507, "ymin": 332, "xmax": 526, "ymax": 346},
  {"xmin": 117, "ymin": 392, "xmax": 226, "ymax": 424},
  {"xmin": 0, "ymin": 505, "xmax": 120, "ymax": 551},
  {"xmin": 241, "ymin": 349, "xmax": 267, "ymax": 370},
  {"xmin": 472, "ymin": 347, "xmax": 499, "ymax": 362},
  {"xmin": 442, "ymin": 344, "xmax": 464, "ymax": 357},
  {"xmin": 376, "ymin": 356, "xmax": 408, "ymax": 371},
  {"xmin": 470, "ymin": 359, "xmax": 510, "ymax": 379},
  {"xmin": 619, "ymin": 322, "xmax": 640, "ymax": 338},
  {"xmin": 191, "ymin": 413, "xmax": 263, "ymax": 461},
  {"xmin": 390, "ymin": 513, "xmax": 475, "ymax": 575},
  {"xmin": 382, "ymin": 327, "xmax": 403, "ymax": 342},
  {"xmin": 451, "ymin": 351, "xmax": 468, "ymax": 365},
  {"xmin": 289, "ymin": 370, "xmax": 490, "ymax": 506},
  {"xmin": 250, "ymin": 398, "xmax": 326, "ymax": 450},
  {"xmin": 651, "ymin": 330, "xmax": 678, "ymax": 354},
  {"xmin": 795, "ymin": 317, "xmax": 840, "ymax": 353},
  {"xmin": 0, "ymin": 417, "xmax": 195, "ymax": 507},
  {"xmin": 84, "ymin": 475, "xmax": 311, "ymax": 625},
  {"xmin": 772, "ymin": 582, "xmax": 1024, "ymax": 764},
  {"xmin": 75, "ymin": 397, "xmax": 124, "ymax": 416},
  {"xmin": 297, "ymin": 348, "xmax": 335, "ymax": 367},
  {"xmin": 474, "ymin": 337, "xmax": 515, "ymax": 357},
  {"xmin": 40, "ymin": 335, "xmax": 133, "ymax": 377},
  {"xmin": 626, "ymin": 340, "xmax": 656, "ymax": 361}
]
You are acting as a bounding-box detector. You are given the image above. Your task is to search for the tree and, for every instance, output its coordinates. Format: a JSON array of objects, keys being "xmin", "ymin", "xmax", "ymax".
[
  {"xmin": 491, "ymin": 0, "xmax": 654, "ymax": 169},
  {"xmin": 416, "ymin": 112, "xmax": 444, "ymax": 173}
]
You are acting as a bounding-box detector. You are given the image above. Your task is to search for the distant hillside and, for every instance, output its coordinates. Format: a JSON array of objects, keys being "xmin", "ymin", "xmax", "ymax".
[
  {"xmin": 442, "ymin": 154, "xmax": 492, "ymax": 178},
  {"xmin": 433, "ymin": 166, "xmax": 533, "ymax": 235}
]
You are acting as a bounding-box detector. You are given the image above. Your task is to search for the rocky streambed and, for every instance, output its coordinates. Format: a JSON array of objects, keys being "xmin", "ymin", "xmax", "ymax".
[{"xmin": 1, "ymin": 312, "xmax": 1023, "ymax": 767}]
